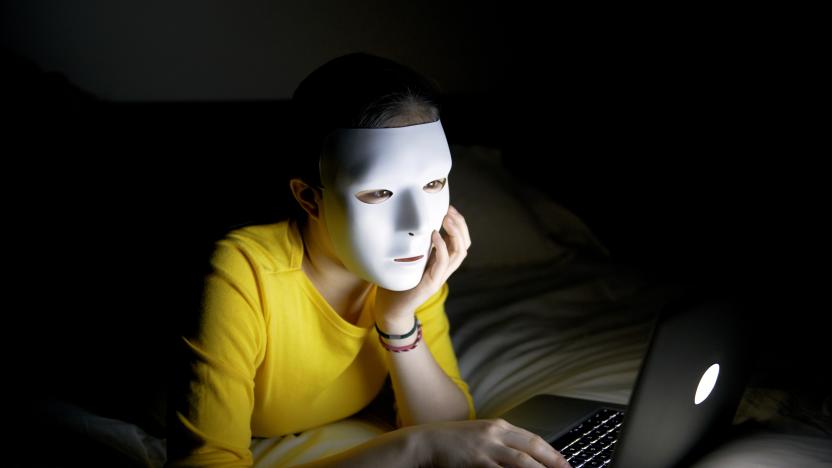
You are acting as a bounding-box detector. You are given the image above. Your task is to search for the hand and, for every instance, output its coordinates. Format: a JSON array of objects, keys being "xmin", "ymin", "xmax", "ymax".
[
  {"xmin": 409, "ymin": 418, "xmax": 571, "ymax": 468},
  {"xmin": 372, "ymin": 204, "xmax": 472, "ymax": 330}
]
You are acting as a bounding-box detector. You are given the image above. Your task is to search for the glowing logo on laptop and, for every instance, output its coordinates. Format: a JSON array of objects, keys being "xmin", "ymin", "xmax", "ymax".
[{"xmin": 694, "ymin": 363, "xmax": 720, "ymax": 405}]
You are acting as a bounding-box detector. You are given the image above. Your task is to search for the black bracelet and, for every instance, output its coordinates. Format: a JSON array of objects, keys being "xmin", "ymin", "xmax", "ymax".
[{"xmin": 375, "ymin": 317, "xmax": 420, "ymax": 340}]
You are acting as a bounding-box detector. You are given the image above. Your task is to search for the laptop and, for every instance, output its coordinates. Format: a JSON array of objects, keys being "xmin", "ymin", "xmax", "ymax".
[{"xmin": 500, "ymin": 289, "xmax": 755, "ymax": 468}]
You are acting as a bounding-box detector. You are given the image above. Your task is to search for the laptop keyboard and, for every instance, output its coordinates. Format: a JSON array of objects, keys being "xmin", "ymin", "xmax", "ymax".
[{"xmin": 550, "ymin": 407, "xmax": 625, "ymax": 467}]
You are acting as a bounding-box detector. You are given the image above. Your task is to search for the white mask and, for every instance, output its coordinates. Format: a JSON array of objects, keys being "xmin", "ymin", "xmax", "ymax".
[{"xmin": 320, "ymin": 120, "xmax": 452, "ymax": 291}]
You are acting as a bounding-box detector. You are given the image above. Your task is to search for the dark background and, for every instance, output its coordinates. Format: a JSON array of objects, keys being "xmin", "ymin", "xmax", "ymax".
[{"xmin": 3, "ymin": 1, "xmax": 825, "ymax": 441}]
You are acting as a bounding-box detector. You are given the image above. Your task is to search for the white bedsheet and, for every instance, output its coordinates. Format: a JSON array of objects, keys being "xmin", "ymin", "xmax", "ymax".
[
  {"xmin": 446, "ymin": 257, "xmax": 670, "ymax": 418},
  {"xmin": 690, "ymin": 430, "xmax": 832, "ymax": 467}
]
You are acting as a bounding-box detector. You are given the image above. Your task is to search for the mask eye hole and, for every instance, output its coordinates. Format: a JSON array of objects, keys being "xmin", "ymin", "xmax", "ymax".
[
  {"xmin": 423, "ymin": 178, "xmax": 447, "ymax": 193},
  {"xmin": 355, "ymin": 189, "xmax": 393, "ymax": 204}
]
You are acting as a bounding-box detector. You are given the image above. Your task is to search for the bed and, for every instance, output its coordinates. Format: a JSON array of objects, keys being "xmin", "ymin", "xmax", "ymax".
[{"xmin": 18, "ymin": 144, "xmax": 832, "ymax": 467}]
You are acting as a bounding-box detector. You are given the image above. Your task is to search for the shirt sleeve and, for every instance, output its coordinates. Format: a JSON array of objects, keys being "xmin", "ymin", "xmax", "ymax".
[
  {"xmin": 167, "ymin": 239, "xmax": 267, "ymax": 467},
  {"xmin": 400, "ymin": 282, "xmax": 477, "ymax": 424}
]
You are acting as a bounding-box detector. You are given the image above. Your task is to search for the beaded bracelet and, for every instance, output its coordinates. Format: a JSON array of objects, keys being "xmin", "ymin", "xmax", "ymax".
[{"xmin": 378, "ymin": 325, "xmax": 423, "ymax": 353}]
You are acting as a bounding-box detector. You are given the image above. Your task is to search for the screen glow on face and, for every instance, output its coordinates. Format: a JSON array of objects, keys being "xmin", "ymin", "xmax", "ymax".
[
  {"xmin": 320, "ymin": 120, "xmax": 452, "ymax": 291},
  {"xmin": 694, "ymin": 363, "xmax": 720, "ymax": 405}
]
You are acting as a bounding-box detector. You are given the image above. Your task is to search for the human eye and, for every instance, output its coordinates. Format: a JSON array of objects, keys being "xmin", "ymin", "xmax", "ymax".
[
  {"xmin": 423, "ymin": 178, "xmax": 447, "ymax": 193},
  {"xmin": 355, "ymin": 189, "xmax": 393, "ymax": 204}
]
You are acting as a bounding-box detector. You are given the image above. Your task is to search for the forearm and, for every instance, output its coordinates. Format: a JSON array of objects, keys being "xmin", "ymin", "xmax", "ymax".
[
  {"xmin": 380, "ymin": 317, "xmax": 471, "ymax": 427},
  {"xmin": 293, "ymin": 426, "xmax": 423, "ymax": 468}
]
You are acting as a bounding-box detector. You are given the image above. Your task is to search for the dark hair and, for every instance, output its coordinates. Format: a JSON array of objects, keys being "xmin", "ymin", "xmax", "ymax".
[{"xmin": 286, "ymin": 52, "xmax": 442, "ymax": 223}]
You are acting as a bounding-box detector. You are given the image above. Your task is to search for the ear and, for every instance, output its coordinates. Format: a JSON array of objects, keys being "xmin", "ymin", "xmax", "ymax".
[{"xmin": 289, "ymin": 178, "xmax": 323, "ymax": 220}]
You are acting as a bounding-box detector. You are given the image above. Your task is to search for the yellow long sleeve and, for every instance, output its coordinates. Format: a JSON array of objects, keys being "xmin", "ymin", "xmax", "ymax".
[{"xmin": 167, "ymin": 220, "xmax": 474, "ymax": 466}]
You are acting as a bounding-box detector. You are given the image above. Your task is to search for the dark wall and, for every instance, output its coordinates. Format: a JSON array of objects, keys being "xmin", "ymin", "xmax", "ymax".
[
  {"xmin": 496, "ymin": 17, "xmax": 824, "ymax": 394},
  {"xmin": 0, "ymin": 0, "xmax": 506, "ymax": 101}
]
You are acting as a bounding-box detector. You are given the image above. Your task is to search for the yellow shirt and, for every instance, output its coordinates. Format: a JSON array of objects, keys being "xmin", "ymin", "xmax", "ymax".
[{"xmin": 168, "ymin": 219, "xmax": 475, "ymax": 466}]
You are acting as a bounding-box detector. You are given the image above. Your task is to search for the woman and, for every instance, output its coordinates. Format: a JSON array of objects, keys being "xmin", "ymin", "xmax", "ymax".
[{"xmin": 167, "ymin": 52, "xmax": 569, "ymax": 468}]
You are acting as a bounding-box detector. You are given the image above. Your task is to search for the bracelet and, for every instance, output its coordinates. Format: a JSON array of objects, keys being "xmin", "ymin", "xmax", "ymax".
[
  {"xmin": 375, "ymin": 317, "xmax": 420, "ymax": 340},
  {"xmin": 378, "ymin": 325, "xmax": 422, "ymax": 353}
]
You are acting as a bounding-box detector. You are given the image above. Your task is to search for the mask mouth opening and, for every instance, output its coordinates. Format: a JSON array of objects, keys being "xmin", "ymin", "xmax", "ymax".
[{"xmin": 393, "ymin": 255, "xmax": 424, "ymax": 263}]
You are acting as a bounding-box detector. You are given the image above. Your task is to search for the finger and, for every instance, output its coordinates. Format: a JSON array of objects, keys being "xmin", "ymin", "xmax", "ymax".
[
  {"xmin": 448, "ymin": 205, "xmax": 472, "ymax": 250},
  {"xmin": 500, "ymin": 427, "xmax": 570, "ymax": 468},
  {"xmin": 441, "ymin": 214, "xmax": 467, "ymax": 274},
  {"xmin": 422, "ymin": 240, "xmax": 439, "ymax": 278},
  {"xmin": 428, "ymin": 230, "xmax": 449, "ymax": 284},
  {"xmin": 444, "ymin": 207, "xmax": 470, "ymax": 263},
  {"xmin": 490, "ymin": 444, "xmax": 547, "ymax": 468}
]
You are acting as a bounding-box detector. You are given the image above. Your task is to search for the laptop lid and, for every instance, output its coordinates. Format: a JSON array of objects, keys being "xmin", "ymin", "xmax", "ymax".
[{"xmin": 612, "ymin": 290, "xmax": 754, "ymax": 468}]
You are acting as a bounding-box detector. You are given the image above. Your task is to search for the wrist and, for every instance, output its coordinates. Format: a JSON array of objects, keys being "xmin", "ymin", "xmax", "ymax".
[
  {"xmin": 377, "ymin": 316, "xmax": 417, "ymax": 337},
  {"xmin": 399, "ymin": 424, "xmax": 432, "ymax": 466}
]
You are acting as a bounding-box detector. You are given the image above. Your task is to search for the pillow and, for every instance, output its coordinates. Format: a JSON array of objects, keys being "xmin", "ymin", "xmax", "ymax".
[
  {"xmin": 449, "ymin": 145, "xmax": 597, "ymax": 271},
  {"xmin": 514, "ymin": 178, "xmax": 611, "ymax": 260}
]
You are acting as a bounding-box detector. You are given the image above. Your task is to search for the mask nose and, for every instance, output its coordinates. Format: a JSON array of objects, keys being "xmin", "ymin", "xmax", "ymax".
[{"xmin": 395, "ymin": 190, "xmax": 429, "ymax": 236}]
